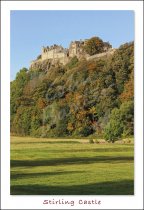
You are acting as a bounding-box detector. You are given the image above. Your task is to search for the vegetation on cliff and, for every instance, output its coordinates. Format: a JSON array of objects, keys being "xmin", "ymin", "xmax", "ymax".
[
  {"xmin": 84, "ymin": 36, "xmax": 111, "ymax": 55},
  {"xmin": 10, "ymin": 41, "xmax": 134, "ymax": 142}
]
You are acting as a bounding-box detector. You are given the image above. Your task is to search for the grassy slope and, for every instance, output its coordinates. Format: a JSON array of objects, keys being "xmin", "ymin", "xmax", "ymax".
[{"xmin": 10, "ymin": 136, "xmax": 134, "ymax": 195}]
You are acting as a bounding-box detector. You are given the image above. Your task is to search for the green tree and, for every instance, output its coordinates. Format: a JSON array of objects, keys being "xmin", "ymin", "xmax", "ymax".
[
  {"xmin": 104, "ymin": 109, "xmax": 123, "ymax": 143},
  {"xmin": 104, "ymin": 101, "xmax": 134, "ymax": 142},
  {"xmin": 120, "ymin": 101, "xmax": 134, "ymax": 137},
  {"xmin": 111, "ymin": 42, "xmax": 134, "ymax": 93},
  {"xmin": 84, "ymin": 37, "xmax": 105, "ymax": 55},
  {"xmin": 11, "ymin": 107, "xmax": 32, "ymax": 136}
]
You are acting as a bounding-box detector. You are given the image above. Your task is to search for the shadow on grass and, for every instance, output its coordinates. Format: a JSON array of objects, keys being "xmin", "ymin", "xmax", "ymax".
[
  {"xmin": 11, "ymin": 141, "xmax": 81, "ymax": 144},
  {"xmin": 10, "ymin": 180, "xmax": 134, "ymax": 195},
  {"xmin": 48, "ymin": 147, "xmax": 133, "ymax": 153},
  {"xmin": 11, "ymin": 156, "xmax": 134, "ymax": 168},
  {"xmin": 11, "ymin": 170, "xmax": 84, "ymax": 180}
]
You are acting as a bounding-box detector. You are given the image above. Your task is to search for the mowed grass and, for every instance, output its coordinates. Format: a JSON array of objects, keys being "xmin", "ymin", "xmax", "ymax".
[{"xmin": 10, "ymin": 136, "xmax": 134, "ymax": 195}]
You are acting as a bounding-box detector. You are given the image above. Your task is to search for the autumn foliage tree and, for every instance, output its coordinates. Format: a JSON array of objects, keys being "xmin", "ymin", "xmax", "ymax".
[{"xmin": 84, "ymin": 36, "xmax": 110, "ymax": 56}]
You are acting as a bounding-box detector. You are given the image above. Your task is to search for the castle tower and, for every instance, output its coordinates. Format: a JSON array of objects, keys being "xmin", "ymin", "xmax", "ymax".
[
  {"xmin": 42, "ymin": 46, "xmax": 45, "ymax": 54},
  {"xmin": 69, "ymin": 41, "xmax": 80, "ymax": 57}
]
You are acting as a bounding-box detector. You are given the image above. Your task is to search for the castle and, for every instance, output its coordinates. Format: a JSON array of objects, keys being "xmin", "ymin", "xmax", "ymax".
[{"xmin": 30, "ymin": 38, "xmax": 113, "ymax": 69}]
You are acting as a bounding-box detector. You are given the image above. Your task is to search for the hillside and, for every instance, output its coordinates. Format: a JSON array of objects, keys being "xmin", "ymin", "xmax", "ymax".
[{"xmin": 10, "ymin": 41, "xmax": 134, "ymax": 141}]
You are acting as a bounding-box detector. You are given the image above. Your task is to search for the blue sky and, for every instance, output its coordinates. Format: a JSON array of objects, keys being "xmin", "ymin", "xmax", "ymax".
[{"xmin": 11, "ymin": 10, "xmax": 134, "ymax": 80}]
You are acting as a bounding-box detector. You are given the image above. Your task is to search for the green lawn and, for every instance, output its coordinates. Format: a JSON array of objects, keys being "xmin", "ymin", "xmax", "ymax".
[{"xmin": 10, "ymin": 136, "xmax": 134, "ymax": 195}]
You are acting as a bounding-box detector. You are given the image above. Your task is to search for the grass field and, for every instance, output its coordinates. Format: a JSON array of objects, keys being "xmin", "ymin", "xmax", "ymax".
[{"xmin": 10, "ymin": 136, "xmax": 134, "ymax": 195}]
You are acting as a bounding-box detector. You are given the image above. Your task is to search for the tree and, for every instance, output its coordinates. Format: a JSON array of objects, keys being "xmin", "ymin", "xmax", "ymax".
[
  {"xmin": 84, "ymin": 36, "xmax": 105, "ymax": 55},
  {"xmin": 119, "ymin": 100, "xmax": 134, "ymax": 137},
  {"xmin": 37, "ymin": 98, "xmax": 47, "ymax": 109},
  {"xmin": 11, "ymin": 107, "xmax": 32, "ymax": 136},
  {"xmin": 120, "ymin": 71, "xmax": 134, "ymax": 102},
  {"xmin": 111, "ymin": 42, "xmax": 134, "ymax": 94},
  {"xmin": 104, "ymin": 101, "xmax": 134, "ymax": 142},
  {"xmin": 104, "ymin": 115, "xmax": 123, "ymax": 143}
]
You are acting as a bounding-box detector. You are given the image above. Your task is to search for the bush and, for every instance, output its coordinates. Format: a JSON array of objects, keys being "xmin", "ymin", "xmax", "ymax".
[
  {"xmin": 37, "ymin": 54, "xmax": 41, "ymax": 60},
  {"xmin": 127, "ymin": 139, "xmax": 131, "ymax": 144},
  {"xmin": 67, "ymin": 56, "xmax": 78, "ymax": 69},
  {"xmin": 95, "ymin": 139, "xmax": 99, "ymax": 144},
  {"xmin": 89, "ymin": 139, "xmax": 94, "ymax": 144},
  {"xmin": 123, "ymin": 139, "xmax": 132, "ymax": 144}
]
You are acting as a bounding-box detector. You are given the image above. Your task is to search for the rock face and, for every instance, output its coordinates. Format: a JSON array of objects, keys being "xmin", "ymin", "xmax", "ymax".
[
  {"xmin": 30, "ymin": 38, "xmax": 113, "ymax": 69},
  {"xmin": 29, "ymin": 59, "xmax": 52, "ymax": 72}
]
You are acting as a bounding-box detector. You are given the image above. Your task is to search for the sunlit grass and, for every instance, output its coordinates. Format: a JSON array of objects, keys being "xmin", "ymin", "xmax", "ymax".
[{"xmin": 10, "ymin": 136, "xmax": 134, "ymax": 195}]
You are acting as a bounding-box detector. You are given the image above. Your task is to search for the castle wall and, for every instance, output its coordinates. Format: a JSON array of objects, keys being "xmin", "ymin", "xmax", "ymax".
[
  {"xmin": 59, "ymin": 57, "xmax": 69, "ymax": 65},
  {"xmin": 53, "ymin": 52, "xmax": 66, "ymax": 59},
  {"xmin": 41, "ymin": 48, "xmax": 67, "ymax": 61},
  {"xmin": 42, "ymin": 50, "xmax": 54, "ymax": 60},
  {"xmin": 86, "ymin": 48, "xmax": 116, "ymax": 61}
]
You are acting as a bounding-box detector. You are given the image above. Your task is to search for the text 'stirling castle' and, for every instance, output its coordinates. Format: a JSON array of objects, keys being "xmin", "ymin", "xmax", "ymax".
[{"xmin": 30, "ymin": 38, "xmax": 114, "ymax": 69}]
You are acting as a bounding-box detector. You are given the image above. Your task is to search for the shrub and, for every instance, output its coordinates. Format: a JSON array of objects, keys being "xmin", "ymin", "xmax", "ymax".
[
  {"xmin": 123, "ymin": 139, "xmax": 131, "ymax": 144},
  {"xmin": 37, "ymin": 54, "xmax": 41, "ymax": 60},
  {"xmin": 95, "ymin": 139, "xmax": 99, "ymax": 144},
  {"xmin": 127, "ymin": 139, "xmax": 131, "ymax": 144},
  {"xmin": 89, "ymin": 139, "xmax": 94, "ymax": 144},
  {"xmin": 67, "ymin": 56, "xmax": 78, "ymax": 69}
]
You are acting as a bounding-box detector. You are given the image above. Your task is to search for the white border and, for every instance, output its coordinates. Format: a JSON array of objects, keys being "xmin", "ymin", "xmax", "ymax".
[{"xmin": 1, "ymin": 1, "xmax": 143, "ymax": 209}]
